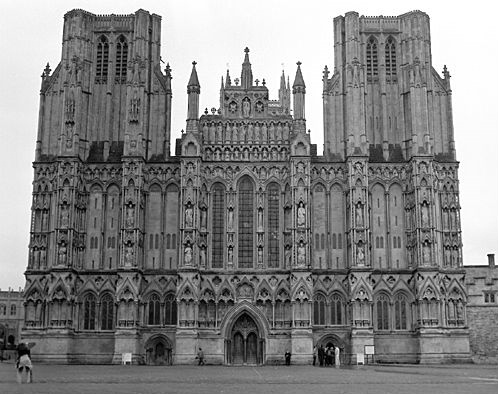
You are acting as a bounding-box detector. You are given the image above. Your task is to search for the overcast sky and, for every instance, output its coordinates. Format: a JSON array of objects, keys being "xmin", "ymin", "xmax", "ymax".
[{"xmin": 0, "ymin": 0, "xmax": 496, "ymax": 290}]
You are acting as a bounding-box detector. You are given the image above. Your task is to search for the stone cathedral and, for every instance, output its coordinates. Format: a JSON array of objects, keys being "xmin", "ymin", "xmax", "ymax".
[{"xmin": 23, "ymin": 9, "xmax": 470, "ymax": 365}]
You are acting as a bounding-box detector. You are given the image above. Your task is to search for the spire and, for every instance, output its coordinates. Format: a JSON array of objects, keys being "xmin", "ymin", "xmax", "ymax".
[
  {"xmin": 241, "ymin": 47, "xmax": 253, "ymax": 89},
  {"xmin": 292, "ymin": 61, "xmax": 306, "ymax": 92},
  {"xmin": 225, "ymin": 69, "xmax": 231, "ymax": 87},
  {"xmin": 280, "ymin": 69, "xmax": 286, "ymax": 90},
  {"xmin": 187, "ymin": 61, "xmax": 200, "ymax": 93},
  {"xmin": 187, "ymin": 61, "xmax": 200, "ymax": 123}
]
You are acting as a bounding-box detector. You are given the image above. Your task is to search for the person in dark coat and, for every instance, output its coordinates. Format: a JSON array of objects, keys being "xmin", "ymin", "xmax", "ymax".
[
  {"xmin": 284, "ymin": 350, "xmax": 291, "ymax": 365},
  {"xmin": 196, "ymin": 347, "xmax": 205, "ymax": 365},
  {"xmin": 318, "ymin": 344, "xmax": 325, "ymax": 367}
]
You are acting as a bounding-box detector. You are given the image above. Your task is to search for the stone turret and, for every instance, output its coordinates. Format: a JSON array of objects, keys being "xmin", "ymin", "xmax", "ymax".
[
  {"xmin": 240, "ymin": 47, "xmax": 253, "ymax": 89},
  {"xmin": 187, "ymin": 61, "xmax": 200, "ymax": 132}
]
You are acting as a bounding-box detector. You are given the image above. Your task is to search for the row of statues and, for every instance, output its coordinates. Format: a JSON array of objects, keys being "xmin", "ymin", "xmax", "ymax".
[{"xmin": 201, "ymin": 121, "xmax": 291, "ymax": 144}]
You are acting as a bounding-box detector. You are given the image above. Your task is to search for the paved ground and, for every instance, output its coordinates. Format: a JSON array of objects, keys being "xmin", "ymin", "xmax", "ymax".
[{"xmin": 1, "ymin": 361, "xmax": 497, "ymax": 394}]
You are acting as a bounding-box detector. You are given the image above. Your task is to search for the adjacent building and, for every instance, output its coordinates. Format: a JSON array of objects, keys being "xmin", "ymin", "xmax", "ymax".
[
  {"xmin": 22, "ymin": 9, "xmax": 470, "ymax": 364},
  {"xmin": 0, "ymin": 287, "xmax": 24, "ymax": 353}
]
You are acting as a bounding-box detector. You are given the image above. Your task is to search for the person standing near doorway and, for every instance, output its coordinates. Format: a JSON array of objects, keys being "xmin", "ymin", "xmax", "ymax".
[
  {"xmin": 312, "ymin": 345, "xmax": 317, "ymax": 366},
  {"xmin": 318, "ymin": 344, "xmax": 324, "ymax": 367},
  {"xmin": 284, "ymin": 350, "xmax": 291, "ymax": 365},
  {"xmin": 16, "ymin": 342, "xmax": 33, "ymax": 383}
]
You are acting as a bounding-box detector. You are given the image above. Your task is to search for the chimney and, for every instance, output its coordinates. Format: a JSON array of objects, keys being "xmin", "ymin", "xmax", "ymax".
[{"xmin": 488, "ymin": 253, "xmax": 495, "ymax": 268}]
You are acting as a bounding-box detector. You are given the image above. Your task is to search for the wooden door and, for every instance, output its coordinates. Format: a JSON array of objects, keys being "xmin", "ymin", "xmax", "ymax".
[
  {"xmin": 232, "ymin": 332, "xmax": 244, "ymax": 364},
  {"xmin": 246, "ymin": 332, "xmax": 257, "ymax": 364}
]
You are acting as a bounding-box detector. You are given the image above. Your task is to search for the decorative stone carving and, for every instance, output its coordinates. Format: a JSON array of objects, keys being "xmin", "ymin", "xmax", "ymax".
[{"xmin": 297, "ymin": 202, "xmax": 306, "ymax": 227}]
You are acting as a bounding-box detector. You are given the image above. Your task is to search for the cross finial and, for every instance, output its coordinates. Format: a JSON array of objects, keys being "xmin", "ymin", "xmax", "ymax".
[
  {"xmin": 296, "ymin": 61, "xmax": 302, "ymax": 67},
  {"xmin": 192, "ymin": 61, "xmax": 197, "ymax": 66},
  {"xmin": 244, "ymin": 47, "xmax": 250, "ymax": 54}
]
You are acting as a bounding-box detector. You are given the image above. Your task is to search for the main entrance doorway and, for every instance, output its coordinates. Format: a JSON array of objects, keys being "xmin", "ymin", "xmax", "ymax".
[
  {"xmin": 229, "ymin": 313, "xmax": 261, "ymax": 365},
  {"xmin": 145, "ymin": 336, "xmax": 172, "ymax": 365}
]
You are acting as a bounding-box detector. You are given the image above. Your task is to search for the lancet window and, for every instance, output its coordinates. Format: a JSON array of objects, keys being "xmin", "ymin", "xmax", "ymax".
[
  {"xmin": 211, "ymin": 184, "xmax": 225, "ymax": 268},
  {"xmin": 115, "ymin": 35, "xmax": 128, "ymax": 83},
  {"xmin": 148, "ymin": 294, "xmax": 161, "ymax": 325},
  {"xmin": 267, "ymin": 183, "xmax": 280, "ymax": 268},
  {"xmin": 376, "ymin": 294, "xmax": 390, "ymax": 330},
  {"xmin": 100, "ymin": 294, "xmax": 114, "ymax": 330},
  {"xmin": 313, "ymin": 294, "xmax": 326, "ymax": 325},
  {"xmin": 95, "ymin": 36, "xmax": 109, "ymax": 84},
  {"xmin": 394, "ymin": 293, "xmax": 408, "ymax": 330},
  {"xmin": 366, "ymin": 37, "xmax": 378, "ymax": 82},
  {"xmin": 238, "ymin": 177, "xmax": 254, "ymax": 268},
  {"xmin": 385, "ymin": 37, "xmax": 397, "ymax": 81},
  {"xmin": 83, "ymin": 294, "xmax": 96, "ymax": 330},
  {"xmin": 164, "ymin": 294, "xmax": 177, "ymax": 325}
]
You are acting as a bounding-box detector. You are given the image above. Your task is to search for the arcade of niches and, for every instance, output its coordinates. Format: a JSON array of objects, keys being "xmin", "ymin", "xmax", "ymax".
[{"xmin": 22, "ymin": 9, "xmax": 470, "ymax": 365}]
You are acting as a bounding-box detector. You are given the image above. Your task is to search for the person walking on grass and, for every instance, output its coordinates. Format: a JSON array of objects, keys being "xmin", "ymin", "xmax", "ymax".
[
  {"xmin": 16, "ymin": 342, "xmax": 33, "ymax": 384},
  {"xmin": 197, "ymin": 347, "xmax": 205, "ymax": 365}
]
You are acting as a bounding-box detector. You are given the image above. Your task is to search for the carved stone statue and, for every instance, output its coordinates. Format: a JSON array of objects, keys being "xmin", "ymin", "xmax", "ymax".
[
  {"xmin": 125, "ymin": 244, "xmax": 134, "ymax": 266},
  {"xmin": 61, "ymin": 204, "xmax": 69, "ymax": 228},
  {"xmin": 258, "ymin": 247, "xmax": 263, "ymax": 266},
  {"xmin": 421, "ymin": 204, "xmax": 429, "ymax": 227},
  {"xmin": 200, "ymin": 247, "xmax": 206, "ymax": 267},
  {"xmin": 185, "ymin": 206, "xmax": 193, "ymax": 227},
  {"xmin": 228, "ymin": 208, "xmax": 234, "ymax": 230},
  {"xmin": 58, "ymin": 243, "xmax": 67, "ymax": 265},
  {"xmin": 297, "ymin": 242, "xmax": 306, "ymax": 266},
  {"xmin": 228, "ymin": 247, "xmax": 233, "ymax": 264},
  {"xmin": 184, "ymin": 245, "xmax": 193, "ymax": 265},
  {"xmin": 242, "ymin": 98, "xmax": 250, "ymax": 118},
  {"xmin": 258, "ymin": 209, "xmax": 263, "ymax": 231},
  {"xmin": 126, "ymin": 205, "xmax": 135, "ymax": 228},
  {"xmin": 200, "ymin": 208, "xmax": 207, "ymax": 229},
  {"xmin": 355, "ymin": 203, "xmax": 364, "ymax": 227},
  {"xmin": 357, "ymin": 244, "xmax": 365, "ymax": 265},
  {"xmin": 297, "ymin": 202, "xmax": 306, "ymax": 226}
]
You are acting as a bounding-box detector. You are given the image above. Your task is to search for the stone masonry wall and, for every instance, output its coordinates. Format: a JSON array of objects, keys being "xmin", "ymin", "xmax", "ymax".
[{"xmin": 467, "ymin": 306, "xmax": 498, "ymax": 363}]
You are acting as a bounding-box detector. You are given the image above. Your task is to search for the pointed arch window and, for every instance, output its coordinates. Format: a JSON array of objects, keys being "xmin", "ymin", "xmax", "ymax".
[
  {"xmin": 331, "ymin": 293, "xmax": 344, "ymax": 325},
  {"xmin": 394, "ymin": 293, "xmax": 408, "ymax": 330},
  {"xmin": 115, "ymin": 35, "xmax": 128, "ymax": 83},
  {"xmin": 385, "ymin": 37, "xmax": 397, "ymax": 82},
  {"xmin": 95, "ymin": 36, "xmax": 109, "ymax": 84},
  {"xmin": 83, "ymin": 294, "xmax": 96, "ymax": 330},
  {"xmin": 267, "ymin": 183, "xmax": 280, "ymax": 268},
  {"xmin": 164, "ymin": 294, "xmax": 177, "ymax": 325},
  {"xmin": 148, "ymin": 294, "xmax": 161, "ymax": 325},
  {"xmin": 366, "ymin": 37, "xmax": 378, "ymax": 82},
  {"xmin": 100, "ymin": 294, "xmax": 114, "ymax": 330},
  {"xmin": 376, "ymin": 294, "xmax": 390, "ymax": 330},
  {"xmin": 238, "ymin": 177, "xmax": 254, "ymax": 268},
  {"xmin": 211, "ymin": 184, "xmax": 225, "ymax": 268},
  {"xmin": 313, "ymin": 294, "xmax": 326, "ymax": 325}
]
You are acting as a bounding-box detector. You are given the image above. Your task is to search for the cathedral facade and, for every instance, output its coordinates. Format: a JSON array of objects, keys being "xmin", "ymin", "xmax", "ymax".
[{"xmin": 22, "ymin": 9, "xmax": 470, "ymax": 364}]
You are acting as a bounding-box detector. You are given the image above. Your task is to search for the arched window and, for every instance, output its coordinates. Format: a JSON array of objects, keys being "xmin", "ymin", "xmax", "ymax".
[
  {"xmin": 385, "ymin": 37, "xmax": 397, "ymax": 81},
  {"xmin": 100, "ymin": 294, "xmax": 114, "ymax": 330},
  {"xmin": 338, "ymin": 233, "xmax": 342, "ymax": 249},
  {"xmin": 83, "ymin": 294, "xmax": 96, "ymax": 330},
  {"xmin": 332, "ymin": 233, "xmax": 337, "ymax": 249},
  {"xmin": 164, "ymin": 294, "xmax": 177, "ymax": 325},
  {"xmin": 148, "ymin": 294, "xmax": 161, "ymax": 325},
  {"xmin": 267, "ymin": 183, "xmax": 280, "ymax": 268},
  {"xmin": 331, "ymin": 293, "xmax": 344, "ymax": 325},
  {"xmin": 115, "ymin": 35, "xmax": 128, "ymax": 83},
  {"xmin": 313, "ymin": 294, "xmax": 326, "ymax": 325},
  {"xmin": 320, "ymin": 234, "xmax": 325, "ymax": 250},
  {"xmin": 212, "ymin": 184, "xmax": 225, "ymax": 268},
  {"xmin": 10, "ymin": 305, "xmax": 16, "ymax": 315},
  {"xmin": 238, "ymin": 177, "xmax": 254, "ymax": 268},
  {"xmin": 95, "ymin": 36, "xmax": 109, "ymax": 84},
  {"xmin": 0, "ymin": 304, "xmax": 6, "ymax": 315},
  {"xmin": 376, "ymin": 294, "xmax": 390, "ymax": 330},
  {"xmin": 315, "ymin": 234, "xmax": 320, "ymax": 250},
  {"xmin": 166, "ymin": 234, "xmax": 171, "ymax": 249},
  {"xmin": 366, "ymin": 37, "xmax": 378, "ymax": 82},
  {"xmin": 394, "ymin": 293, "xmax": 408, "ymax": 330}
]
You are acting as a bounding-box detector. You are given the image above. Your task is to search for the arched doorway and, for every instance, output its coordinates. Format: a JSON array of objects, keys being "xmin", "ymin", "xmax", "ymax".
[
  {"xmin": 317, "ymin": 334, "xmax": 346, "ymax": 366},
  {"xmin": 229, "ymin": 313, "xmax": 261, "ymax": 365},
  {"xmin": 145, "ymin": 336, "xmax": 172, "ymax": 365}
]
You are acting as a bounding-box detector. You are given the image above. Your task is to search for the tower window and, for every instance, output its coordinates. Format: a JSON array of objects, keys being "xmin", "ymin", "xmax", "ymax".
[
  {"xmin": 385, "ymin": 37, "xmax": 397, "ymax": 82},
  {"xmin": 115, "ymin": 35, "xmax": 128, "ymax": 83},
  {"xmin": 238, "ymin": 177, "xmax": 254, "ymax": 268},
  {"xmin": 267, "ymin": 184, "xmax": 280, "ymax": 268},
  {"xmin": 366, "ymin": 37, "xmax": 378, "ymax": 82},
  {"xmin": 95, "ymin": 36, "xmax": 109, "ymax": 84}
]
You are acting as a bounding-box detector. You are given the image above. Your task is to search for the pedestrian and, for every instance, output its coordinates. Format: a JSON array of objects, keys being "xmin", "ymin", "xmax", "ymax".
[
  {"xmin": 318, "ymin": 344, "xmax": 324, "ymax": 367},
  {"xmin": 313, "ymin": 345, "xmax": 317, "ymax": 366},
  {"xmin": 284, "ymin": 350, "xmax": 291, "ymax": 365},
  {"xmin": 196, "ymin": 347, "xmax": 205, "ymax": 365},
  {"xmin": 326, "ymin": 346, "xmax": 333, "ymax": 366},
  {"xmin": 16, "ymin": 342, "xmax": 33, "ymax": 384}
]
